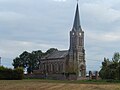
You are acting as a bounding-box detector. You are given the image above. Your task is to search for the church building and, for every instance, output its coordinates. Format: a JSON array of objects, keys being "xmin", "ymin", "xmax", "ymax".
[{"xmin": 37, "ymin": 3, "xmax": 86, "ymax": 80}]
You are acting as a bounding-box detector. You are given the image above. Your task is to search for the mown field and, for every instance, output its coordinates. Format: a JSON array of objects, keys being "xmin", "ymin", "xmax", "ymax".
[{"xmin": 0, "ymin": 79, "xmax": 120, "ymax": 90}]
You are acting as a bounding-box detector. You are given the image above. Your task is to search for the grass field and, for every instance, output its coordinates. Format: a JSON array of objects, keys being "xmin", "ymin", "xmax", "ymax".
[{"xmin": 0, "ymin": 79, "xmax": 120, "ymax": 90}]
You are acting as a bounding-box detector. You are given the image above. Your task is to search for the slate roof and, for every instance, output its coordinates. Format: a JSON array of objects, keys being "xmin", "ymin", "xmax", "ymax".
[
  {"xmin": 73, "ymin": 3, "xmax": 82, "ymax": 31},
  {"xmin": 42, "ymin": 50, "xmax": 68, "ymax": 59}
]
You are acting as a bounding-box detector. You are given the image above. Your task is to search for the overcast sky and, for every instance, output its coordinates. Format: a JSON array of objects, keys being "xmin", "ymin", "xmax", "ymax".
[{"xmin": 0, "ymin": 0, "xmax": 120, "ymax": 71}]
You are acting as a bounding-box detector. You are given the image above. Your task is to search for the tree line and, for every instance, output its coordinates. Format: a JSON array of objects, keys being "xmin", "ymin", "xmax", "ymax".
[
  {"xmin": 99, "ymin": 52, "xmax": 120, "ymax": 80},
  {"xmin": 13, "ymin": 47, "xmax": 120, "ymax": 80},
  {"xmin": 12, "ymin": 48, "xmax": 58, "ymax": 74}
]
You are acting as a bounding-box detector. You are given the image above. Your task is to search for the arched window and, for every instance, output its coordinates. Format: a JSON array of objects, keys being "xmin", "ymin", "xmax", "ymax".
[
  {"xmin": 58, "ymin": 64, "xmax": 61, "ymax": 72},
  {"xmin": 48, "ymin": 64, "xmax": 50, "ymax": 72},
  {"xmin": 51, "ymin": 64, "xmax": 52, "ymax": 72},
  {"xmin": 52, "ymin": 64, "xmax": 54, "ymax": 72},
  {"xmin": 56, "ymin": 63, "xmax": 59, "ymax": 72},
  {"xmin": 79, "ymin": 37, "xmax": 82, "ymax": 46},
  {"xmin": 61, "ymin": 63, "xmax": 63, "ymax": 72}
]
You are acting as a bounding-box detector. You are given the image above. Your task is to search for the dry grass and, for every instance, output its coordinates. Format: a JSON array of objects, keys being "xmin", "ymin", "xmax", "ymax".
[{"xmin": 0, "ymin": 80, "xmax": 120, "ymax": 90}]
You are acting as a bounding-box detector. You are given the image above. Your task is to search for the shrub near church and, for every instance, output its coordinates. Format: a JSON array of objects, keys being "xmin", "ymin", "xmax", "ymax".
[{"xmin": 0, "ymin": 66, "xmax": 24, "ymax": 80}]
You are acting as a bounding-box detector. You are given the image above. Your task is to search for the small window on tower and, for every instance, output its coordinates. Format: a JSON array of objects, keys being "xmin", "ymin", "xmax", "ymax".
[
  {"xmin": 73, "ymin": 32, "xmax": 74, "ymax": 35},
  {"xmin": 79, "ymin": 33, "xmax": 81, "ymax": 36}
]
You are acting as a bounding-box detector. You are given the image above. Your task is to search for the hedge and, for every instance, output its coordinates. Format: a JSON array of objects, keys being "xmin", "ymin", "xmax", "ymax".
[{"xmin": 0, "ymin": 66, "xmax": 24, "ymax": 80}]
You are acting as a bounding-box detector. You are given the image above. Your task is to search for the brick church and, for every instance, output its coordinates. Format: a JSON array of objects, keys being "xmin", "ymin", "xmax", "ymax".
[{"xmin": 36, "ymin": 3, "xmax": 86, "ymax": 80}]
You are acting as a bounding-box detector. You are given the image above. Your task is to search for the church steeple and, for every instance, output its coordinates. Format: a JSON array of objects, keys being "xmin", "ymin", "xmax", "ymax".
[
  {"xmin": 68, "ymin": 2, "xmax": 86, "ymax": 78},
  {"xmin": 73, "ymin": 3, "xmax": 81, "ymax": 31},
  {"xmin": 69, "ymin": 3, "xmax": 84, "ymax": 51}
]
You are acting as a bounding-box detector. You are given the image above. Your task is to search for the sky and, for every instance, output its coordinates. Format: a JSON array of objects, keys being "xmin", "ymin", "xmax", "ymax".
[{"xmin": 0, "ymin": 0, "xmax": 120, "ymax": 71}]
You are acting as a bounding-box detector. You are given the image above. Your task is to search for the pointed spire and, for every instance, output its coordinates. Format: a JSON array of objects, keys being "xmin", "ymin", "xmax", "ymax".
[{"xmin": 73, "ymin": 3, "xmax": 81, "ymax": 31}]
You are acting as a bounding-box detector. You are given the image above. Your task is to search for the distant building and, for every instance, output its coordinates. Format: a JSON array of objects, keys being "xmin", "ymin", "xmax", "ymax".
[{"xmin": 35, "ymin": 3, "xmax": 86, "ymax": 80}]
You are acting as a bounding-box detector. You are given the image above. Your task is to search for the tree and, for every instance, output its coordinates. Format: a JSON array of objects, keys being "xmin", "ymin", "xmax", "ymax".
[
  {"xmin": 27, "ymin": 50, "xmax": 43, "ymax": 73},
  {"xmin": 12, "ymin": 48, "xmax": 58, "ymax": 74},
  {"xmin": 13, "ymin": 50, "xmax": 43, "ymax": 73},
  {"xmin": 99, "ymin": 58, "xmax": 111, "ymax": 79},
  {"xmin": 112, "ymin": 52, "xmax": 120, "ymax": 63},
  {"xmin": 13, "ymin": 57, "xmax": 21, "ymax": 68},
  {"xmin": 13, "ymin": 51, "xmax": 30, "ymax": 69},
  {"xmin": 99, "ymin": 52, "xmax": 120, "ymax": 80}
]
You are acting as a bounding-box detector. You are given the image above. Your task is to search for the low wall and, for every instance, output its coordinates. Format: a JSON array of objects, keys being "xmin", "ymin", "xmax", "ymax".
[
  {"xmin": 24, "ymin": 74, "xmax": 45, "ymax": 79},
  {"xmin": 24, "ymin": 74, "xmax": 85, "ymax": 80},
  {"xmin": 24, "ymin": 74, "xmax": 66, "ymax": 80}
]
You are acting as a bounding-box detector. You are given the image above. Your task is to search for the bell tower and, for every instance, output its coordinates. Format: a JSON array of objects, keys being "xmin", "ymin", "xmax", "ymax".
[{"xmin": 68, "ymin": 3, "xmax": 86, "ymax": 78}]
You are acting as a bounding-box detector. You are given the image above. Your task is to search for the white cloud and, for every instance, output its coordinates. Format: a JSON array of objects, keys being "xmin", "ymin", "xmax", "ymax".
[
  {"xmin": 0, "ymin": 39, "xmax": 67, "ymax": 58},
  {"xmin": 82, "ymin": 3, "xmax": 120, "ymax": 23},
  {"xmin": 0, "ymin": 11, "xmax": 26, "ymax": 22},
  {"xmin": 86, "ymin": 31, "xmax": 120, "ymax": 42},
  {"xmin": 53, "ymin": 0, "xmax": 66, "ymax": 2},
  {"xmin": 0, "ymin": 0, "xmax": 31, "ymax": 2},
  {"xmin": 103, "ymin": 33, "xmax": 120, "ymax": 41}
]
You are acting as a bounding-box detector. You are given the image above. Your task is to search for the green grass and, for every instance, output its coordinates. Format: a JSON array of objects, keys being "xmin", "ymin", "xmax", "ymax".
[{"xmin": 23, "ymin": 79, "xmax": 120, "ymax": 84}]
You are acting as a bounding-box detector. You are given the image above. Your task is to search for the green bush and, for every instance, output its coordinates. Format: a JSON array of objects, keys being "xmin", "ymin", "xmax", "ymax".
[
  {"xmin": 99, "ymin": 53, "xmax": 120, "ymax": 80},
  {"xmin": 0, "ymin": 66, "xmax": 24, "ymax": 80}
]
